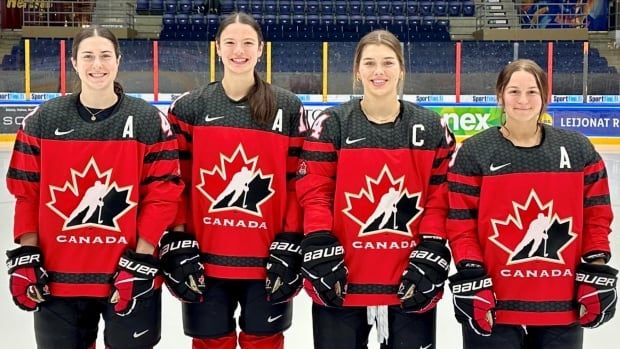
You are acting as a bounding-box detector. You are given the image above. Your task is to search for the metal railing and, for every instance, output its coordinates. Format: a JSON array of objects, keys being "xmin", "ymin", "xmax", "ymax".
[{"xmin": 22, "ymin": 0, "xmax": 135, "ymax": 29}]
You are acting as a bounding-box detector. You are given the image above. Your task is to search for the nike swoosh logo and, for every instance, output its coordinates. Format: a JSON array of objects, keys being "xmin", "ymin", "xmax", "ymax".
[
  {"xmin": 133, "ymin": 329, "xmax": 149, "ymax": 338},
  {"xmin": 489, "ymin": 163, "xmax": 511, "ymax": 171},
  {"xmin": 54, "ymin": 128, "xmax": 74, "ymax": 136},
  {"xmin": 267, "ymin": 314, "xmax": 283, "ymax": 323},
  {"xmin": 420, "ymin": 344, "xmax": 432, "ymax": 349},
  {"xmin": 205, "ymin": 114, "xmax": 225, "ymax": 122},
  {"xmin": 345, "ymin": 137, "xmax": 366, "ymax": 145}
]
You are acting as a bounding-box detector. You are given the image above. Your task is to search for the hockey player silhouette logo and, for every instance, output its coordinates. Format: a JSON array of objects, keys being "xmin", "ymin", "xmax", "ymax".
[
  {"xmin": 197, "ymin": 144, "xmax": 274, "ymax": 216},
  {"xmin": 489, "ymin": 189, "xmax": 576, "ymax": 265},
  {"xmin": 47, "ymin": 158, "xmax": 137, "ymax": 231},
  {"xmin": 343, "ymin": 165, "xmax": 423, "ymax": 237}
]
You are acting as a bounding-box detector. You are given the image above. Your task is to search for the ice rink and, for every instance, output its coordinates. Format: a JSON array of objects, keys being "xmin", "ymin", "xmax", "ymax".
[{"xmin": 1, "ymin": 148, "xmax": 619, "ymax": 348}]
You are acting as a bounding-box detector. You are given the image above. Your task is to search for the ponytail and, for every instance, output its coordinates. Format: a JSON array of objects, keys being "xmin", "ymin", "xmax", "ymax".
[{"xmin": 248, "ymin": 70, "xmax": 276, "ymax": 125}]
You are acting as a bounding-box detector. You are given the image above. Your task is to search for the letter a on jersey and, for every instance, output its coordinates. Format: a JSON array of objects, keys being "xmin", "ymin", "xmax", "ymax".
[
  {"xmin": 46, "ymin": 157, "xmax": 137, "ymax": 232},
  {"xmin": 197, "ymin": 144, "xmax": 274, "ymax": 217},
  {"xmin": 343, "ymin": 164, "xmax": 423, "ymax": 237},
  {"xmin": 489, "ymin": 189, "xmax": 577, "ymax": 265}
]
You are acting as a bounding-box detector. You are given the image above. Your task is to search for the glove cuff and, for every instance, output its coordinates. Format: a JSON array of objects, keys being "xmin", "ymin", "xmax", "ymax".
[
  {"xmin": 577, "ymin": 262, "xmax": 619, "ymax": 277},
  {"xmin": 6, "ymin": 245, "xmax": 44, "ymax": 273},
  {"xmin": 159, "ymin": 231, "xmax": 200, "ymax": 261},
  {"xmin": 118, "ymin": 250, "xmax": 160, "ymax": 279}
]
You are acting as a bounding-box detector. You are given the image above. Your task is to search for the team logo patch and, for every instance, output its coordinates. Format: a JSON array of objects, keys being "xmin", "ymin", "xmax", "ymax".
[
  {"xmin": 489, "ymin": 189, "xmax": 576, "ymax": 265},
  {"xmin": 46, "ymin": 157, "xmax": 137, "ymax": 231},
  {"xmin": 343, "ymin": 164, "xmax": 423, "ymax": 237},
  {"xmin": 197, "ymin": 144, "xmax": 274, "ymax": 216}
]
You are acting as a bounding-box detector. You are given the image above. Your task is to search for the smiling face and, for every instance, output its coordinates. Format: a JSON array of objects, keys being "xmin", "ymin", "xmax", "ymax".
[
  {"xmin": 216, "ymin": 21, "xmax": 263, "ymax": 77},
  {"xmin": 356, "ymin": 43, "xmax": 403, "ymax": 99},
  {"xmin": 71, "ymin": 35, "xmax": 119, "ymax": 95},
  {"xmin": 499, "ymin": 70, "xmax": 543, "ymax": 126}
]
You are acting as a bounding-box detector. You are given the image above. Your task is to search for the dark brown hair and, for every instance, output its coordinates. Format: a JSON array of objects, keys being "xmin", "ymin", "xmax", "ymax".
[
  {"xmin": 71, "ymin": 26, "xmax": 123, "ymax": 94},
  {"xmin": 216, "ymin": 12, "xmax": 275, "ymax": 124},
  {"xmin": 352, "ymin": 30, "xmax": 405, "ymax": 93},
  {"xmin": 496, "ymin": 59, "xmax": 549, "ymax": 122}
]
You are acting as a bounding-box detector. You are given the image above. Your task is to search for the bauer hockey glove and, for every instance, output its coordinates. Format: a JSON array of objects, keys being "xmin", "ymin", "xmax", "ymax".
[
  {"xmin": 110, "ymin": 250, "xmax": 159, "ymax": 316},
  {"xmin": 6, "ymin": 246, "xmax": 50, "ymax": 311},
  {"xmin": 266, "ymin": 233, "xmax": 303, "ymax": 303},
  {"xmin": 159, "ymin": 231, "xmax": 206, "ymax": 303},
  {"xmin": 398, "ymin": 237, "xmax": 451, "ymax": 312},
  {"xmin": 301, "ymin": 232, "xmax": 347, "ymax": 307},
  {"xmin": 448, "ymin": 263, "xmax": 496, "ymax": 336},
  {"xmin": 575, "ymin": 262, "xmax": 618, "ymax": 328}
]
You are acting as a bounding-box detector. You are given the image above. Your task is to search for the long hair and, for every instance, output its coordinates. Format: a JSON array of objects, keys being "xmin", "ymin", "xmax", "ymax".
[
  {"xmin": 496, "ymin": 59, "xmax": 549, "ymax": 123},
  {"xmin": 216, "ymin": 12, "xmax": 276, "ymax": 125},
  {"xmin": 71, "ymin": 26, "xmax": 124, "ymax": 95}
]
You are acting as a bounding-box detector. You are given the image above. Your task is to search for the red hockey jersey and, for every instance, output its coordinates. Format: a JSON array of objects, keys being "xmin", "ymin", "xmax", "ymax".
[
  {"xmin": 6, "ymin": 94, "xmax": 183, "ymax": 297},
  {"xmin": 297, "ymin": 99, "xmax": 455, "ymax": 306},
  {"xmin": 168, "ymin": 82, "xmax": 304, "ymax": 280},
  {"xmin": 447, "ymin": 125, "xmax": 613, "ymax": 325}
]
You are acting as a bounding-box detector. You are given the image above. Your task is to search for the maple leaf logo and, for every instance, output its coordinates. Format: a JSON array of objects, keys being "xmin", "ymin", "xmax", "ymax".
[
  {"xmin": 197, "ymin": 144, "xmax": 274, "ymax": 217},
  {"xmin": 343, "ymin": 164, "xmax": 423, "ymax": 237},
  {"xmin": 46, "ymin": 157, "xmax": 137, "ymax": 232},
  {"xmin": 489, "ymin": 189, "xmax": 576, "ymax": 265}
]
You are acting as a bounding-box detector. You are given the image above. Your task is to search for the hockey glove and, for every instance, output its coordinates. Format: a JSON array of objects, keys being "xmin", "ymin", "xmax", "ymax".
[
  {"xmin": 110, "ymin": 250, "xmax": 159, "ymax": 316},
  {"xmin": 159, "ymin": 232, "xmax": 205, "ymax": 303},
  {"xmin": 398, "ymin": 238, "xmax": 451, "ymax": 312},
  {"xmin": 575, "ymin": 262, "xmax": 618, "ymax": 328},
  {"xmin": 448, "ymin": 264, "xmax": 495, "ymax": 336},
  {"xmin": 301, "ymin": 232, "xmax": 347, "ymax": 307},
  {"xmin": 6, "ymin": 246, "xmax": 50, "ymax": 311},
  {"xmin": 266, "ymin": 233, "xmax": 303, "ymax": 303}
]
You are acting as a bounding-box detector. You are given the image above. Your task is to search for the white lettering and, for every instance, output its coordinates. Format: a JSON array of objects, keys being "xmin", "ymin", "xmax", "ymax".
[
  {"xmin": 202, "ymin": 216, "xmax": 268, "ymax": 230},
  {"xmin": 351, "ymin": 240, "xmax": 415, "ymax": 250},
  {"xmin": 56, "ymin": 235, "xmax": 128, "ymax": 245}
]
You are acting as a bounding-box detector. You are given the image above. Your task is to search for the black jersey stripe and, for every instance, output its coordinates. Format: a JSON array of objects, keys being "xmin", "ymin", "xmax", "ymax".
[
  {"xmin": 178, "ymin": 150, "xmax": 191, "ymax": 160},
  {"xmin": 301, "ymin": 150, "xmax": 337, "ymax": 162},
  {"xmin": 347, "ymin": 283, "xmax": 399, "ymax": 294},
  {"xmin": 7, "ymin": 168, "xmax": 40, "ymax": 182},
  {"xmin": 288, "ymin": 146, "xmax": 302, "ymax": 157},
  {"xmin": 201, "ymin": 253, "xmax": 266, "ymax": 267},
  {"xmin": 584, "ymin": 169, "xmax": 607, "ymax": 185},
  {"xmin": 449, "ymin": 182, "xmax": 480, "ymax": 197},
  {"xmin": 49, "ymin": 272, "xmax": 113, "ymax": 284},
  {"xmin": 584, "ymin": 195, "xmax": 611, "ymax": 207},
  {"xmin": 14, "ymin": 140, "xmax": 40, "ymax": 156},
  {"xmin": 497, "ymin": 300, "xmax": 574, "ymax": 312},
  {"xmin": 171, "ymin": 124, "xmax": 192, "ymax": 143},
  {"xmin": 430, "ymin": 174, "xmax": 447, "ymax": 185},
  {"xmin": 142, "ymin": 174, "xmax": 182, "ymax": 185},
  {"xmin": 144, "ymin": 150, "xmax": 179, "ymax": 163},
  {"xmin": 448, "ymin": 208, "xmax": 478, "ymax": 220}
]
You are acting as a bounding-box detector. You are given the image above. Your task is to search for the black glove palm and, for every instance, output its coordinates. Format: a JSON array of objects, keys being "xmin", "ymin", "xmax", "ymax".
[
  {"xmin": 110, "ymin": 250, "xmax": 159, "ymax": 316},
  {"xmin": 159, "ymin": 232, "xmax": 206, "ymax": 303},
  {"xmin": 449, "ymin": 265, "xmax": 496, "ymax": 336}
]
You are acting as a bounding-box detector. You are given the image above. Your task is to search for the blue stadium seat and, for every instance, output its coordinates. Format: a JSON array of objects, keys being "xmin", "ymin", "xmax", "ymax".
[
  {"xmin": 163, "ymin": 13, "xmax": 176, "ymax": 25},
  {"xmin": 307, "ymin": 14, "xmax": 320, "ymax": 25},
  {"xmin": 462, "ymin": 1, "xmax": 475, "ymax": 17},
  {"xmin": 379, "ymin": 15, "xmax": 392, "ymax": 26},
  {"xmin": 320, "ymin": 14, "xmax": 334, "ymax": 26},
  {"xmin": 350, "ymin": 15, "xmax": 363, "ymax": 26},
  {"xmin": 292, "ymin": 1, "xmax": 304, "ymax": 15},
  {"xmin": 206, "ymin": 13, "xmax": 219, "ymax": 26},
  {"xmin": 151, "ymin": 0, "xmax": 164, "ymax": 15},
  {"xmin": 377, "ymin": 1, "xmax": 391, "ymax": 16},
  {"xmin": 391, "ymin": 1, "xmax": 405, "ymax": 16},
  {"xmin": 420, "ymin": 2, "xmax": 433, "ymax": 16},
  {"xmin": 136, "ymin": 0, "xmax": 150, "ymax": 15},
  {"xmin": 279, "ymin": 14, "xmax": 291, "ymax": 25},
  {"xmin": 362, "ymin": 1, "xmax": 375, "ymax": 15},
  {"xmin": 191, "ymin": 14, "xmax": 206, "ymax": 25},
  {"xmin": 422, "ymin": 16, "xmax": 436, "ymax": 29},
  {"xmin": 434, "ymin": 1, "xmax": 447, "ymax": 16},
  {"xmin": 306, "ymin": 1, "xmax": 319, "ymax": 15},
  {"xmin": 320, "ymin": 1, "xmax": 333, "ymax": 15},
  {"xmin": 335, "ymin": 1, "xmax": 348, "ymax": 16},
  {"xmin": 365, "ymin": 15, "xmax": 378, "ymax": 26},
  {"xmin": 349, "ymin": 1, "xmax": 361, "ymax": 15},
  {"xmin": 236, "ymin": 0, "xmax": 249, "ymax": 13},
  {"xmin": 448, "ymin": 1, "xmax": 462, "ymax": 16},
  {"xmin": 163, "ymin": 0, "xmax": 176, "ymax": 14},
  {"xmin": 191, "ymin": 0, "xmax": 205, "ymax": 14},
  {"xmin": 278, "ymin": 1, "xmax": 291, "ymax": 15},
  {"xmin": 264, "ymin": 1, "xmax": 277, "ymax": 15},
  {"xmin": 408, "ymin": 15, "xmax": 421, "ymax": 27},
  {"xmin": 220, "ymin": 0, "xmax": 235, "ymax": 13},
  {"xmin": 179, "ymin": 0, "xmax": 192, "ymax": 14},
  {"xmin": 250, "ymin": 2, "xmax": 262, "ymax": 14},
  {"xmin": 393, "ymin": 15, "xmax": 406, "ymax": 25},
  {"xmin": 293, "ymin": 14, "xmax": 305, "ymax": 25},
  {"xmin": 406, "ymin": 1, "xmax": 419, "ymax": 16},
  {"xmin": 336, "ymin": 14, "xmax": 348, "ymax": 25},
  {"xmin": 263, "ymin": 14, "xmax": 277, "ymax": 25}
]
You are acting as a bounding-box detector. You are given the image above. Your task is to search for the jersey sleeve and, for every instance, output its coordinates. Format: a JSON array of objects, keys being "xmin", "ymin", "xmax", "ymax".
[
  {"xmin": 6, "ymin": 108, "xmax": 42, "ymax": 242},
  {"xmin": 446, "ymin": 142, "xmax": 484, "ymax": 264},
  {"xmin": 167, "ymin": 93, "xmax": 193, "ymax": 231},
  {"xmin": 137, "ymin": 110, "xmax": 185, "ymax": 246},
  {"xmin": 296, "ymin": 110, "xmax": 340, "ymax": 235},
  {"xmin": 417, "ymin": 121, "xmax": 456, "ymax": 240},
  {"xmin": 581, "ymin": 138, "xmax": 613, "ymax": 258},
  {"xmin": 282, "ymin": 101, "xmax": 305, "ymax": 235}
]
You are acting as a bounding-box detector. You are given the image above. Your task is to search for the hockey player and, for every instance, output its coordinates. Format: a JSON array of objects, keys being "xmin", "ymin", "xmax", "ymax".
[
  {"xmin": 296, "ymin": 30, "xmax": 455, "ymax": 349},
  {"xmin": 447, "ymin": 59, "xmax": 617, "ymax": 348},
  {"xmin": 163, "ymin": 12, "xmax": 305, "ymax": 349},
  {"xmin": 5, "ymin": 26, "xmax": 183, "ymax": 348}
]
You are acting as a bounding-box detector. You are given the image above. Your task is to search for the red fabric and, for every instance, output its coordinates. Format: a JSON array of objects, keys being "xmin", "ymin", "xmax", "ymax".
[
  {"xmin": 192, "ymin": 332, "xmax": 236, "ymax": 349},
  {"xmin": 239, "ymin": 332, "xmax": 283, "ymax": 349}
]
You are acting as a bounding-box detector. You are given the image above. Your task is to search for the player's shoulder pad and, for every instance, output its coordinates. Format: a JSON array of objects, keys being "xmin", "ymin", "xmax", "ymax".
[
  {"xmin": 26, "ymin": 95, "xmax": 76, "ymax": 133},
  {"xmin": 543, "ymin": 124, "xmax": 598, "ymax": 165},
  {"xmin": 168, "ymin": 84, "xmax": 215, "ymax": 123},
  {"xmin": 121, "ymin": 94, "xmax": 174, "ymax": 144},
  {"xmin": 402, "ymin": 101, "xmax": 450, "ymax": 146}
]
